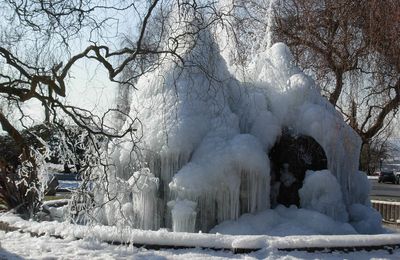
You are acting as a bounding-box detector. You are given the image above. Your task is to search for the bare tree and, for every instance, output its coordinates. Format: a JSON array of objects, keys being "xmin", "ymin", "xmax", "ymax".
[
  {"xmin": 0, "ymin": 0, "xmax": 157, "ymax": 216},
  {"xmin": 0, "ymin": 0, "xmax": 232, "ymax": 217},
  {"xmin": 274, "ymin": 0, "xmax": 400, "ymax": 173}
]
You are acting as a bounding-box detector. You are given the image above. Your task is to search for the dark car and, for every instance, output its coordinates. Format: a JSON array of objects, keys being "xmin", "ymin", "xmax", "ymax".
[{"xmin": 378, "ymin": 171, "xmax": 397, "ymax": 184}]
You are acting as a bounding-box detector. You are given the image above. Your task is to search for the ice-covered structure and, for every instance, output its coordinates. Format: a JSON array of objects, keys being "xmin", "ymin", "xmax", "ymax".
[{"xmin": 92, "ymin": 7, "xmax": 375, "ymax": 234}]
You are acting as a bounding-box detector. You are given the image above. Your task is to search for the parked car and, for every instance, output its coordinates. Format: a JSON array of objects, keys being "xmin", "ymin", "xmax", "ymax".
[
  {"xmin": 396, "ymin": 171, "xmax": 400, "ymax": 184},
  {"xmin": 378, "ymin": 171, "xmax": 397, "ymax": 184},
  {"xmin": 372, "ymin": 171, "xmax": 381, "ymax": 176}
]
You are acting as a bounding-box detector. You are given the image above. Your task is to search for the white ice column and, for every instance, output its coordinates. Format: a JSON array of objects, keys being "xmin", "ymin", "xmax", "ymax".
[{"xmin": 168, "ymin": 199, "xmax": 197, "ymax": 232}]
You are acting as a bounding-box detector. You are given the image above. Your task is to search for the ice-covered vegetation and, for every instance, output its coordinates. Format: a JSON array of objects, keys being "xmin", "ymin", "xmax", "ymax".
[{"xmin": 83, "ymin": 2, "xmax": 379, "ymax": 236}]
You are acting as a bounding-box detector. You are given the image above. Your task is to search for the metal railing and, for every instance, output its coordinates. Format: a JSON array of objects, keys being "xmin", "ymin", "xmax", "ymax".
[{"xmin": 371, "ymin": 200, "xmax": 400, "ymax": 224}]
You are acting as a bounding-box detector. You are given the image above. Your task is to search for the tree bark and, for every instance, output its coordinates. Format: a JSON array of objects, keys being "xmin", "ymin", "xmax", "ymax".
[
  {"xmin": 329, "ymin": 69, "xmax": 343, "ymax": 106},
  {"xmin": 0, "ymin": 110, "xmax": 40, "ymax": 216},
  {"xmin": 362, "ymin": 78, "xmax": 400, "ymax": 140}
]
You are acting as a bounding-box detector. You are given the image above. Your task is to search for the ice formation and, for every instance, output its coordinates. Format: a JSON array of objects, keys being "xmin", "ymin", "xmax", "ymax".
[
  {"xmin": 168, "ymin": 199, "xmax": 197, "ymax": 233},
  {"xmin": 299, "ymin": 170, "xmax": 348, "ymax": 222},
  {"xmin": 93, "ymin": 5, "xmax": 373, "ymax": 234},
  {"xmin": 348, "ymin": 203, "xmax": 384, "ymax": 234},
  {"xmin": 211, "ymin": 205, "xmax": 357, "ymax": 236}
]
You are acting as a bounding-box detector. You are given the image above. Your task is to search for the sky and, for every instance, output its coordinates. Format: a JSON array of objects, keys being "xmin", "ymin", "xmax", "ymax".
[
  {"xmin": 0, "ymin": 0, "xmax": 399, "ymax": 139},
  {"xmin": 3, "ymin": 52, "xmax": 120, "ymax": 134},
  {"xmin": 0, "ymin": 1, "xmax": 142, "ymax": 133}
]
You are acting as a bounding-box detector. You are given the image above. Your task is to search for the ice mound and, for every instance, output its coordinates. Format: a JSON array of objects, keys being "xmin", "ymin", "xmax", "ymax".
[
  {"xmin": 349, "ymin": 203, "xmax": 384, "ymax": 234},
  {"xmin": 299, "ymin": 170, "xmax": 348, "ymax": 222},
  {"xmin": 211, "ymin": 205, "xmax": 357, "ymax": 236},
  {"xmin": 94, "ymin": 9, "xmax": 372, "ymax": 234}
]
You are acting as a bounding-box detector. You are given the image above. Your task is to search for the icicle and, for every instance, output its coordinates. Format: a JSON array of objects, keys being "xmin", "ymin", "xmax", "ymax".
[
  {"xmin": 168, "ymin": 199, "xmax": 197, "ymax": 232},
  {"xmin": 216, "ymin": 182, "xmax": 240, "ymax": 223},
  {"xmin": 129, "ymin": 168, "xmax": 160, "ymax": 230},
  {"xmin": 146, "ymin": 152, "xmax": 191, "ymax": 228},
  {"xmin": 239, "ymin": 169, "xmax": 270, "ymax": 215}
]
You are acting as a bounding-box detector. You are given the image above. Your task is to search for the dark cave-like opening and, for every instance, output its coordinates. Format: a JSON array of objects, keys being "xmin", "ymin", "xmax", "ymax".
[{"xmin": 269, "ymin": 128, "xmax": 327, "ymax": 208}]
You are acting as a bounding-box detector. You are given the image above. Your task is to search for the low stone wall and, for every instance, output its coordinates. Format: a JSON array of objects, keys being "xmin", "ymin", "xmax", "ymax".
[{"xmin": 371, "ymin": 200, "xmax": 400, "ymax": 223}]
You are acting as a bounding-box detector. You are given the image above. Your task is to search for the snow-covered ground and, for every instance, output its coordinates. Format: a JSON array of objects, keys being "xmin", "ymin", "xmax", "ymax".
[
  {"xmin": 1, "ymin": 214, "xmax": 400, "ymax": 259},
  {"xmin": 1, "ymin": 3, "xmax": 396, "ymax": 259},
  {"xmin": 1, "ymin": 229, "xmax": 400, "ymax": 259}
]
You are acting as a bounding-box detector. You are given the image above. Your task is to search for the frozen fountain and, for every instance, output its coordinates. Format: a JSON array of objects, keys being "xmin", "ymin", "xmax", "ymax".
[{"xmin": 91, "ymin": 2, "xmax": 374, "ymax": 234}]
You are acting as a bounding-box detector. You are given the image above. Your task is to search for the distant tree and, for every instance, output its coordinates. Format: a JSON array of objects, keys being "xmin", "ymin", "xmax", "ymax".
[{"xmin": 274, "ymin": 0, "xmax": 400, "ymax": 173}]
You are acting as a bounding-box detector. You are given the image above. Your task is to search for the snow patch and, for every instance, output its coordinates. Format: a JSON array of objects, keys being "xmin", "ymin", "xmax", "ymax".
[
  {"xmin": 211, "ymin": 205, "xmax": 356, "ymax": 236},
  {"xmin": 299, "ymin": 170, "xmax": 348, "ymax": 222}
]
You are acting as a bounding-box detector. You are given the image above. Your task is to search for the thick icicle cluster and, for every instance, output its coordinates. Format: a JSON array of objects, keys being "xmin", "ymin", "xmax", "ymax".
[{"xmin": 94, "ymin": 9, "xmax": 369, "ymax": 233}]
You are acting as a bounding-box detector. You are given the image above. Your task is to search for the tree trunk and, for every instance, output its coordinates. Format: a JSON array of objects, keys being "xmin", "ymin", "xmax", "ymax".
[
  {"xmin": 360, "ymin": 141, "xmax": 371, "ymax": 174},
  {"xmin": 0, "ymin": 110, "xmax": 40, "ymax": 217},
  {"xmin": 329, "ymin": 70, "xmax": 343, "ymax": 106}
]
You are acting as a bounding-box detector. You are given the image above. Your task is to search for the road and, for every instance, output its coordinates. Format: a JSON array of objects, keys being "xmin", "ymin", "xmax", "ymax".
[{"xmin": 370, "ymin": 179, "xmax": 400, "ymax": 198}]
